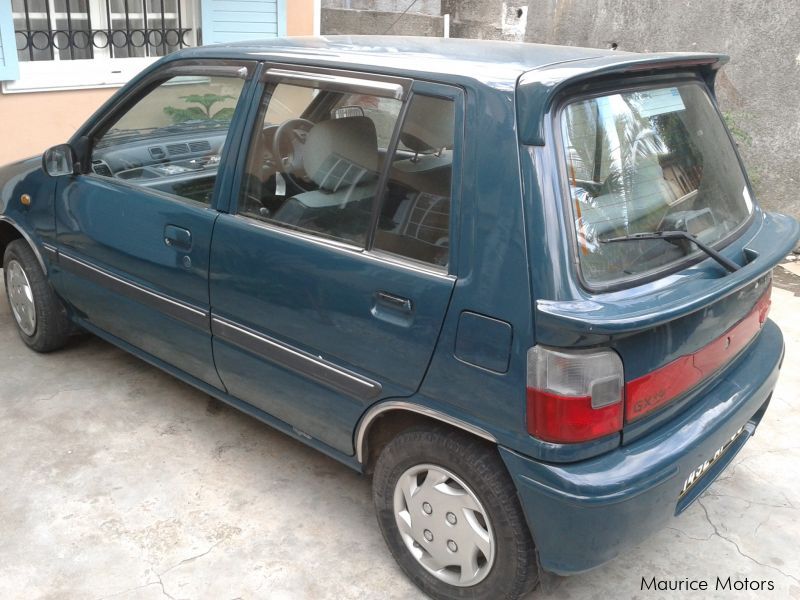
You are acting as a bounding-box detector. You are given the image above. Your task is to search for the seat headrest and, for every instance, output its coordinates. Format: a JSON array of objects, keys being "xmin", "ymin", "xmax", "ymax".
[
  {"xmin": 399, "ymin": 96, "xmax": 454, "ymax": 153},
  {"xmin": 303, "ymin": 116, "xmax": 378, "ymax": 192}
]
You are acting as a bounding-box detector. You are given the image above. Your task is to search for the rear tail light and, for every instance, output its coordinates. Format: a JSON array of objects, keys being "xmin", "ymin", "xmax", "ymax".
[
  {"xmin": 527, "ymin": 282, "xmax": 771, "ymax": 442},
  {"xmin": 526, "ymin": 347, "xmax": 624, "ymax": 443}
]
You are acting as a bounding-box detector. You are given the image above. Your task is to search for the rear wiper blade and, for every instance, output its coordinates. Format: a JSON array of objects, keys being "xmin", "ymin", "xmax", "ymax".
[{"xmin": 600, "ymin": 230, "xmax": 740, "ymax": 273}]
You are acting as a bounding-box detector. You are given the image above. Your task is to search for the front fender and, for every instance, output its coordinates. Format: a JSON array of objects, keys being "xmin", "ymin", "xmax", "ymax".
[{"xmin": 0, "ymin": 155, "xmax": 56, "ymax": 269}]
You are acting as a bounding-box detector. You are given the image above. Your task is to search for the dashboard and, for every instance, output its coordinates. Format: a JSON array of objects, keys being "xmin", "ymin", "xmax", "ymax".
[{"xmin": 91, "ymin": 130, "xmax": 230, "ymax": 204}]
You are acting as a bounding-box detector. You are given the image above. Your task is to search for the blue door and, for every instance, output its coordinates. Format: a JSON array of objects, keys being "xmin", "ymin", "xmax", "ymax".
[
  {"xmin": 209, "ymin": 73, "xmax": 463, "ymax": 453},
  {"xmin": 53, "ymin": 62, "xmax": 255, "ymax": 388}
]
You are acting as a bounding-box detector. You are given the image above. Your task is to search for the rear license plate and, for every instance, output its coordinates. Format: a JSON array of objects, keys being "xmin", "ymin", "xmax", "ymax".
[{"xmin": 679, "ymin": 426, "xmax": 745, "ymax": 499}]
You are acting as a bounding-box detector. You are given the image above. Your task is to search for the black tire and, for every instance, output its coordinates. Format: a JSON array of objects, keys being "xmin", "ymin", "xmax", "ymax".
[
  {"xmin": 3, "ymin": 239, "xmax": 72, "ymax": 352},
  {"xmin": 373, "ymin": 425, "xmax": 539, "ymax": 600}
]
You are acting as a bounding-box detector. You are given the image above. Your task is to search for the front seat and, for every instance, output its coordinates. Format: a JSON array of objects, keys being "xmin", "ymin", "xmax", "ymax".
[{"xmin": 273, "ymin": 116, "xmax": 380, "ymax": 230}]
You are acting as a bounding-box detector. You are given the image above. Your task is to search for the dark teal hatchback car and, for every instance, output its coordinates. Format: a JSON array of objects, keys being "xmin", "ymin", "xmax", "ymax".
[{"xmin": 1, "ymin": 36, "xmax": 797, "ymax": 600}]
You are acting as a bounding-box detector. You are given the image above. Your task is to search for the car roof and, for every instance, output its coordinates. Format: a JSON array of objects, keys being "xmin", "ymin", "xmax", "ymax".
[
  {"xmin": 172, "ymin": 36, "xmax": 727, "ymax": 146},
  {"xmin": 175, "ymin": 35, "xmax": 723, "ymax": 92}
]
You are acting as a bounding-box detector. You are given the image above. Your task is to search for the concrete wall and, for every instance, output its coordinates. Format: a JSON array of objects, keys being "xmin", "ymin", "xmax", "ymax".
[
  {"xmin": 325, "ymin": 0, "xmax": 440, "ymax": 14},
  {"xmin": 521, "ymin": 0, "xmax": 800, "ymax": 220},
  {"xmin": 0, "ymin": 0, "xmax": 317, "ymax": 166},
  {"xmin": 441, "ymin": 0, "xmax": 528, "ymax": 41},
  {"xmin": 322, "ymin": 8, "xmax": 443, "ymax": 36},
  {"xmin": 321, "ymin": 0, "xmax": 519, "ymax": 39}
]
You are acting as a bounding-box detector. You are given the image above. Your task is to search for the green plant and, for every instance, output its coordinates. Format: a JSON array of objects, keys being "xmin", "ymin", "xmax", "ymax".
[{"xmin": 164, "ymin": 93, "xmax": 236, "ymax": 124}]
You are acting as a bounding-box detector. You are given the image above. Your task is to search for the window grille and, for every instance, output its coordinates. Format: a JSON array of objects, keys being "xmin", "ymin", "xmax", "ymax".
[{"xmin": 12, "ymin": 0, "xmax": 195, "ymax": 62}]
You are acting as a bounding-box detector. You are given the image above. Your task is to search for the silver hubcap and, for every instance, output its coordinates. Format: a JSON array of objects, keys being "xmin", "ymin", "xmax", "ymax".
[
  {"xmin": 393, "ymin": 464, "xmax": 495, "ymax": 587},
  {"xmin": 6, "ymin": 260, "xmax": 36, "ymax": 336}
]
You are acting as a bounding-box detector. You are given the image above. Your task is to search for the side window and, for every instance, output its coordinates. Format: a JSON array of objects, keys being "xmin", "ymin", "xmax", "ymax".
[
  {"xmin": 91, "ymin": 74, "xmax": 246, "ymax": 205},
  {"xmin": 375, "ymin": 95, "xmax": 455, "ymax": 268},
  {"xmin": 239, "ymin": 82, "xmax": 402, "ymax": 247}
]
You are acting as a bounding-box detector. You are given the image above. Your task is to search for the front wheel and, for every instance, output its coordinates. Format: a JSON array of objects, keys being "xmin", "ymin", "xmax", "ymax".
[
  {"xmin": 3, "ymin": 239, "xmax": 71, "ymax": 352},
  {"xmin": 372, "ymin": 425, "xmax": 539, "ymax": 600}
]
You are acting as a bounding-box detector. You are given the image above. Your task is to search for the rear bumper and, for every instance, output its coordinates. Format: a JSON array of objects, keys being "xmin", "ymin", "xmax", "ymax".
[{"xmin": 501, "ymin": 319, "xmax": 784, "ymax": 575}]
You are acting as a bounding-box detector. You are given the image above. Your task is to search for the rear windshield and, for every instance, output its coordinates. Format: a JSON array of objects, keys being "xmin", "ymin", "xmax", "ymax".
[{"xmin": 560, "ymin": 82, "xmax": 753, "ymax": 288}]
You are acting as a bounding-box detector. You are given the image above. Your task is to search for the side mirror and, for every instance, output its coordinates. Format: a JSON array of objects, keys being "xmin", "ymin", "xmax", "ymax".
[{"xmin": 42, "ymin": 144, "xmax": 76, "ymax": 177}]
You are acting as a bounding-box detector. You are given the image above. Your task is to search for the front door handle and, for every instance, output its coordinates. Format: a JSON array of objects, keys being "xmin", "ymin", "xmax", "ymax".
[
  {"xmin": 375, "ymin": 291, "xmax": 413, "ymax": 313},
  {"xmin": 164, "ymin": 225, "xmax": 192, "ymax": 251}
]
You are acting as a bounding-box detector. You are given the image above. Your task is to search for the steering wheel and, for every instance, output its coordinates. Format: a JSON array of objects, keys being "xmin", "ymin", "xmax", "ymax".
[{"xmin": 273, "ymin": 118, "xmax": 315, "ymax": 192}]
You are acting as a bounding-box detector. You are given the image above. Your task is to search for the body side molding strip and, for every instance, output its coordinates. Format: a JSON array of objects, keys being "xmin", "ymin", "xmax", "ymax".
[
  {"xmin": 354, "ymin": 400, "xmax": 497, "ymax": 463},
  {"xmin": 58, "ymin": 251, "xmax": 209, "ymax": 330},
  {"xmin": 211, "ymin": 315, "xmax": 383, "ymax": 402},
  {"xmin": 41, "ymin": 243, "xmax": 58, "ymax": 263}
]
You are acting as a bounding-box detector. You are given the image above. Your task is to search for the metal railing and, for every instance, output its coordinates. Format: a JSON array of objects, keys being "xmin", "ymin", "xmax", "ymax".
[{"xmin": 13, "ymin": 0, "xmax": 193, "ymax": 61}]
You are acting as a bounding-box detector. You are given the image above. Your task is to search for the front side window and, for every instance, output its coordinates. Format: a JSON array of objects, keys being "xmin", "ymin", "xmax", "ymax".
[
  {"xmin": 91, "ymin": 74, "xmax": 245, "ymax": 204},
  {"xmin": 561, "ymin": 82, "xmax": 753, "ymax": 287}
]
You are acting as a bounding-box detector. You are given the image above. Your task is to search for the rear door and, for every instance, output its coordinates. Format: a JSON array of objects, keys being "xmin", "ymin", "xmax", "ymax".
[
  {"xmin": 209, "ymin": 70, "xmax": 463, "ymax": 453},
  {"xmin": 54, "ymin": 61, "xmax": 256, "ymax": 388}
]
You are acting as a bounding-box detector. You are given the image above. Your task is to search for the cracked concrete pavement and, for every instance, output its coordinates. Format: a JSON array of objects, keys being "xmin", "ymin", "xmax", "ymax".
[{"xmin": 0, "ymin": 280, "xmax": 798, "ymax": 599}]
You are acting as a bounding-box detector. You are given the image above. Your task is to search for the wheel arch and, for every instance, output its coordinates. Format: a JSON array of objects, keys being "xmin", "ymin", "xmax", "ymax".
[
  {"xmin": 0, "ymin": 216, "xmax": 46, "ymax": 272},
  {"xmin": 355, "ymin": 401, "xmax": 497, "ymax": 474}
]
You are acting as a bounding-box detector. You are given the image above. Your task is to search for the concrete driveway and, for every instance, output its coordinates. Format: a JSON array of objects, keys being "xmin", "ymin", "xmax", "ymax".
[{"xmin": 0, "ymin": 278, "xmax": 798, "ymax": 600}]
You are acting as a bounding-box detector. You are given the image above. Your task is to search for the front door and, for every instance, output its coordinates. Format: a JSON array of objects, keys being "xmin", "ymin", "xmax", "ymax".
[
  {"xmin": 53, "ymin": 62, "xmax": 255, "ymax": 388},
  {"xmin": 209, "ymin": 70, "xmax": 462, "ymax": 453}
]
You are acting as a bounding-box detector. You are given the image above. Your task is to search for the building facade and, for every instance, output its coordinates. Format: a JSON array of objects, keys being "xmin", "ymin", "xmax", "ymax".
[{"xmin": 0, "ymin": 0, "xmax": 319, "ymax": 164}]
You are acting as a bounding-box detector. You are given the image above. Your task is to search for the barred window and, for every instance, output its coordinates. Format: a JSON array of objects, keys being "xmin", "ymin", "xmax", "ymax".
[{"xmin": 12, "ymin": 0, "xmax": 197, "ymax": 62}]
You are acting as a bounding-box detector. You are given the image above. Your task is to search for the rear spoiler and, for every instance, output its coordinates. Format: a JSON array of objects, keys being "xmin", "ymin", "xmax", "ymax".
[{"xmin": 516, "ymin": 52, "xmax": 728, "ymax": 146}]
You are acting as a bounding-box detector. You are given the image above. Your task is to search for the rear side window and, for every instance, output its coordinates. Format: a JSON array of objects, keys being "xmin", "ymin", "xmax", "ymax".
[
  {"xmin": 375, "ymin": 94, "xmax": 455, "ymax": 269},
  {"xmin": 561, "ymin": 82, "xmax": 753, "ymax": 288}
]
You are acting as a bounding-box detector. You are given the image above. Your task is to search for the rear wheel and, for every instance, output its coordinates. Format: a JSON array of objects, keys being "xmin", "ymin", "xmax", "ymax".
[
  {"xmin": 3, "ymin": 240, "xmax": 71, "ymax": 352},
  {"xmin": 372, "ymin": 425, "xmax": 539, "ymax": 600}
]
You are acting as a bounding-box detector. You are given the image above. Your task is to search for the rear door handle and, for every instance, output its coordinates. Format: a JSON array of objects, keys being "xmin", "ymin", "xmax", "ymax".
[
  {"xmin": 164, "ymin": 225, "xmax": 192, "ymax": 251},
  {"xmin": 375, "ymin": 291, "xmax": 413, "ymax": 313}
]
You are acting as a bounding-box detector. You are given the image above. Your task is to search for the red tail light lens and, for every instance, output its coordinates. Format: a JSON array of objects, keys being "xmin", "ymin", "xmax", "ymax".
[
  {"xmin": 526, "ymin": 347, "xmax": 624, "ymax": 443},
  {"xmin": 625, "ymin": 282, "xmax": 772, "ymax": 422}
]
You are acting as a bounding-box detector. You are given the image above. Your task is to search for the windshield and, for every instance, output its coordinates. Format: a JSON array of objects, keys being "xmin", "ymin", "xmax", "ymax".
[{"xmin": 560, "ymin": 82, "xmax": 753, "ymax": 287}]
